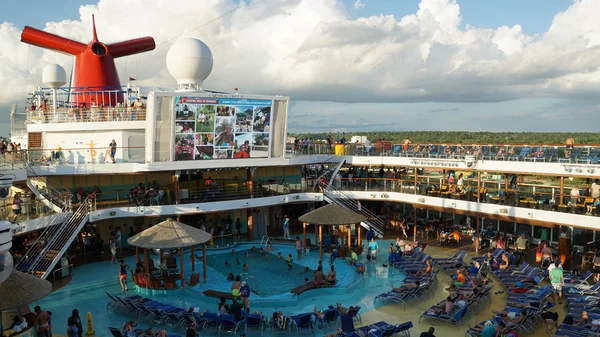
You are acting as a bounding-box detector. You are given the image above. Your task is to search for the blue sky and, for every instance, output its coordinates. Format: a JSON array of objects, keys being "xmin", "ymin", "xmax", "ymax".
[
  {"xmin": 344, "ymin": 0, "xmax": 573, "ymax": 35},
  {"xmin": 1, "ymin": 0, "xmax": 596, "ymax": 136},
  {"xmin": 3, "ymin": 0, "xmax": 573, "ymax": 34}
]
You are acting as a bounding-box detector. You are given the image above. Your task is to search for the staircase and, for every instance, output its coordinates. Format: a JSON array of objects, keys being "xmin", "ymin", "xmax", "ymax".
[
  {"xmin": 319, "ymin": 159, "xmax": 385, "ymax": 238},
  {"xmin": 324, "ymin": 185, "xmax": 385, "ymax": 238},
  {"xmin": 16, "ymin": 198, "xmax": 89, "ymax": 279},
  {"xmin": 26, "ymin": 169, "xmax": 72, "ymax": 213}
]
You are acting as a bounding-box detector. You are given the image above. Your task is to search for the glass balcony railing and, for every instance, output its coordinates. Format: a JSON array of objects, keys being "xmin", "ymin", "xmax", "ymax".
[{"xmin": 286, "ymin": 142, "xmax": 600, "ymax": 164}]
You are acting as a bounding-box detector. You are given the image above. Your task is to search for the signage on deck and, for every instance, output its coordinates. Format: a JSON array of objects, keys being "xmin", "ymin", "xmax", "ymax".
[
  {"xmin": 173, "ymin": 96, "xmax": 272, "ymax": 161},
  {"xmin": 409, "ymin": 159, "xmax": 464, "ymax": 168}
]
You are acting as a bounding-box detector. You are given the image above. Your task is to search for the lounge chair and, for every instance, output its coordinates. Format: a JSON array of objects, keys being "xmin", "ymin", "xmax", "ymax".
[
  {"xmin": 219, "ymin": 313, "xmax": 244, "ymax": 335},
  {"xmin": 419, "ymin": 304, "xmax": 468, "ymax": 329},
  {"xmin": 201, "ymin": 312, "xmax": 221, "ymax": 333},
  {"xmin": 290, "ymin": 313, "xmax": 313, "ymax": 334},
  {"xmin": 243, "ymin": 312, "xmax": 266, "ymax": 336},
  {"xmin": 315, "ymin": 308, "xmax": 339, "ymax": 328}
]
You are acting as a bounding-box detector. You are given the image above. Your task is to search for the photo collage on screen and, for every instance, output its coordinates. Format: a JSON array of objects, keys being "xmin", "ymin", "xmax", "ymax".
[{"xmin": 174, "ymin": 97, "xmax": 272, "ymax": 161}]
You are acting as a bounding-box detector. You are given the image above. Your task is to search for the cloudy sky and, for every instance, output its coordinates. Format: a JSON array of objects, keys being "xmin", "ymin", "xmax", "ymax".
[{"xmin": 1, "ymin": 0, "xmax": 599, "ymax": 136}]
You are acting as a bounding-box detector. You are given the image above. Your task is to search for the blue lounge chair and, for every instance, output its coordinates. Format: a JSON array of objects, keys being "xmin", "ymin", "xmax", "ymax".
[
  {"xmin": 315, "ymin": 308, "xmax": 338, "ymax": 328},
  {"xmin": 243, "ymin": 312, "xmax": 265, "ymax": 336},
  {"xmin": 219, "ymin": 313, "xmax": 244, "ymax": 335},
  {"xmin": 290, "ymin": 313, "xmax": 313, "ymax": 334},
  {"xmin": 202, "ymin": 312, "xmax": 221, "ymax": 333},
  {"xmin": 419, "ymin": 304, "xmax": 468, "ymax": 329}
]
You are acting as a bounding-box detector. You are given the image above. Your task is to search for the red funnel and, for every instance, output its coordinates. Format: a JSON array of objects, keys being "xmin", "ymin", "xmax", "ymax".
[{"xmin": 21, "ymin": 15, "xmax": 156, "ymax": 107}]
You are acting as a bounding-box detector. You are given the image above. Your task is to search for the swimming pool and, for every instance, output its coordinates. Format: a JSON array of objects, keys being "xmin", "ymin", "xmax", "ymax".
[
  {"xmin": 205, "ymin": 246, "xmax": 359, "ymax": 297},
  {"xmin": 33, "ymin": 240, "xmax": 406, "ymax": 336}
]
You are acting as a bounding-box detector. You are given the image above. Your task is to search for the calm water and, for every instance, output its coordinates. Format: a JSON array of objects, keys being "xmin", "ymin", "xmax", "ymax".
[
  {"xmin": 206, "ymin": 247, "xmax": 358, "ymax": 297},
  {"xmin": 33, "ymin": 240, "xmax": 405, "ymax": 336}
]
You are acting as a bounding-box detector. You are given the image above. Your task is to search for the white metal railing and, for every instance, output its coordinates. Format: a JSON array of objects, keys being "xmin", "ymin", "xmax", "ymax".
[
  {"xmin": 260, "ymin": 236, "xmax": 270, "ymax": 247},
  {"xmin": 26, "ymin": 108, "xmax": 147, "ymax": 124},
  {"xmin": 26, "ymin": 175, "xmax": 72, "ymax": 213},
  {"xmin": 16, "ymin": 198, "xmax": 89, "ymax": 279},
  {"xmin": 324, "ymin": 185, "xmax": 385, "ymax": 238},
  {"xmin": 319, "ymin": 159, "xmax": 385, "ymax": 237}
]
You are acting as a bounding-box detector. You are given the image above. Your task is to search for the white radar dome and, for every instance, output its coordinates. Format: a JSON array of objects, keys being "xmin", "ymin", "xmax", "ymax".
[
  {"xmin": 166, "ymin": 38, "xmax": 213, "ymax": 88},
  {"xmin": 42, "ymin": 64, "xmax": 67, "ymax": 89}
]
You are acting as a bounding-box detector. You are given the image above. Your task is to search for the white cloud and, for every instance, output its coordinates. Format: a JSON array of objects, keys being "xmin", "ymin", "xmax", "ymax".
[
  {"xmin": 353, "ymin": 0, "xmax": 366, "ymax": 10},
  {"xmin": 1, "ymin": 0, "xmax": 600, "ymax": 111}
]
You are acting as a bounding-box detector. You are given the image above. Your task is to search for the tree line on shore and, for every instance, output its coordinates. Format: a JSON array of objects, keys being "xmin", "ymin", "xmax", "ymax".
[{"xmin": 289, "ymin": 131, "xmax": 600, "ymax": 145}]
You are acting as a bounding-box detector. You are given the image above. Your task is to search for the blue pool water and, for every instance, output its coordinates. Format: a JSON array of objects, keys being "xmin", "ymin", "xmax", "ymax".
[
  {"xmin": 206, "ymin": 247, "xmax": 359, "ymax": 297},
  {"xmin": 33, "ymin": 240, "xmax": 406, "ymax": 336}
]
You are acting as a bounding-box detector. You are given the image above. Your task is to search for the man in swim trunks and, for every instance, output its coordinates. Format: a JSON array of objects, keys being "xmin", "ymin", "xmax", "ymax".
[
  {"xmin": 34, "ymin": 306, "xmax": 50, "ymax": 337},
  {"xmin": 119, "ymin": 259, "xmax": 130, "ymax": 293},
  {"xmin": 368, "ymin": 238, "xmax": 378, "ymax": 264}
]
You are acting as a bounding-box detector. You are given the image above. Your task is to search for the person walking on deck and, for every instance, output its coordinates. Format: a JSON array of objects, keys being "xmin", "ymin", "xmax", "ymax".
[{"xmin": 283, "ymin": 216, "xmax": 291, "ymax": 239}]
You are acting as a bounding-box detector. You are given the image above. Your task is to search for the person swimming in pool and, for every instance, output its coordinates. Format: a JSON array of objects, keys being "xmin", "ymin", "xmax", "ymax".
[
  {"xmin": 243, "ymin": 264, "xmax": 249, "ymax": 270},
  {"xmin": 245, "ymin": 251, "xmax": 249, "ymax": 258},
  {"xmin": 298, "ymin": 266, "xmax": 311, "ymax": 274},
  {"xmin": 227, "ymin": 273, "xmax": 235, "ymax": 281},
  {"xmin": 225, "ymin": 261, "xmax": 231, "ymax": 266},
  {"xmin": 263, "ymin": 253, "xmax": 269, "ymax": 260},
  {"xmin": 277, "ymin": 252, "xmax": 282, "ymax": 259},
  {"xmin": 230, "ymin": 249, "xmax": 236, "ymax": 255},
  {"xmin": 235, "ymin": 258, "xmax": 240, "ymax": 265},
  {"xmin": 286, "ymin": 254, "xmax": 293, "ymax": 269},
  {"xmin": 259, "ymin": 247, "xmax": 265, "ymax": 254},
  {"xmin": 251, "ymin": 246, "xmax": 256, "ymax": 252}
]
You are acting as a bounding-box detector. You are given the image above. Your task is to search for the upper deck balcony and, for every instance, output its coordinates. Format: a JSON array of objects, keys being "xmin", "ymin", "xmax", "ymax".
[
  {"xmin": 287, "ymin": 142, "xmax": 600, "ymax": 165},
  {"xmin": 23, "ymin": 86, "xmax": 146, "ymax": 126}
]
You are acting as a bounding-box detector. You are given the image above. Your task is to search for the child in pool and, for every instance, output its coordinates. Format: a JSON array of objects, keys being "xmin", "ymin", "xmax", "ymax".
[{"xmin": 286, "ymin": 254, "xmax": 293, "ymax": 269}]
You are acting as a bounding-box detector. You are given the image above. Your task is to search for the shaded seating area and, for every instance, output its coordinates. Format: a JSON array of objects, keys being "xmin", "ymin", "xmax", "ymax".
[
  {"xmin": 127, "ymin": 218, "xmax": 212, "ymax": 291},
  {"xmin": 298, "ymin": 204, "xmax": 367, "ymax": 260},
  {"xmin": 0, "ymin": 271, "xmax": 53, "ymax": 337}
]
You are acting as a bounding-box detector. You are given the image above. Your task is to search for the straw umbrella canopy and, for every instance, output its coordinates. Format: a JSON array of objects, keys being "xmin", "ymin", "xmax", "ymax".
[
  {"xmin": 0, "ymin": 271, "xmax": 52, "ymax": 311},
  {"xmin": 298, "ymin": 204, "xmax": 366, "ymax": 260},
  {"xmin": 128, "ymin": 218, "xmax": 212, "ymax": 249},
  {"xmin": 127, "ymin": 218, "xmax": 212, "ymax": 287},
  {"xmin": 298, "ymin": 204, "xmax": 366, "ymax": 225}
]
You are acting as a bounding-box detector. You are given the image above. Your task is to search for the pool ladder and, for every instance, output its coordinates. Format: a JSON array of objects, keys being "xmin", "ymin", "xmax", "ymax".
[
  {"xmin": 245, "ymin": 275, "xmax": 259, "ymax": 295},
  {"xmin": 260, "ymin": 235, "xmax": 270, "ymax": 248}
]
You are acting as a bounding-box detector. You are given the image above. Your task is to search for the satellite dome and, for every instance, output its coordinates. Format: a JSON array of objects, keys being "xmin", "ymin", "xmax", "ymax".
[
  {"xmin": 42, "ymin": 64, "xmax": 67, "ymax": 89},
  {"xmin": 166, "ymin": 38, "xmax": 213, "ymax": 89}
]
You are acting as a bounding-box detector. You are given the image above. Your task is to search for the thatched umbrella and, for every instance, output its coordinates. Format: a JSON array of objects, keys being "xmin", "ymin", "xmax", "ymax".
[
  {"xmin": 128, "ymin": 218, "xmax": 212, "ymax": 288},
  {"xmin": 298, "ymin": 204, "xmax": 366, "ymax": 259},
  {"xmin": 0, "ymin": 271, "xmax": 52, "ymax": 311}
]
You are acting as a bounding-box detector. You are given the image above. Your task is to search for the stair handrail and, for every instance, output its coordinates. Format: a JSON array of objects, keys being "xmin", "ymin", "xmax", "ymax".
[
  {"xmin": 324, "ymin": 185, "xmax": 385, "ymax": 236},
  {"xmin": 15, "ymin": 210, "xmax": 72, "ymax": 272},
  {"xmin": 325, "ymin": 159, "xmax": 346, "ymax": 190},
  {"xmin": 36, "ymin": 199, "xmax": 90, "ymax": 279},
  {"xmin": 26, "ymin": 166, "xmax": 73, "ymax": 212},
  {"xmin": 38, "ymin": 205, "xmax": 89, "ymax": 279},
  {"xmin": 325, "ymin": 185, "xmax": 382, "ymax": 222},
  {"xmin": 324, "ymin": 194, "xmax": 384, "ymax": 237},
  {"xmin": 16, "ymin": 197, "xmax": 89, "ymax": 278}
]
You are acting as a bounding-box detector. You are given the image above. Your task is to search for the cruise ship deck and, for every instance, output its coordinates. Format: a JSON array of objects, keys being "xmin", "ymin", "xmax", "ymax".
[{"xmin": 1, "ymin": 10, "xmax": 599, "ymax": 337}]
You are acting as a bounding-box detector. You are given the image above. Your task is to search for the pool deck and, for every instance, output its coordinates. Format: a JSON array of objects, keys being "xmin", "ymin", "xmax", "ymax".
[
  {"xmin": 357, "ymin": 243, "xmax": 565, "ymax": 337},
  {"xmin": 40, "ymin": 233, "xmax": 564, "ymax": 337}
]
